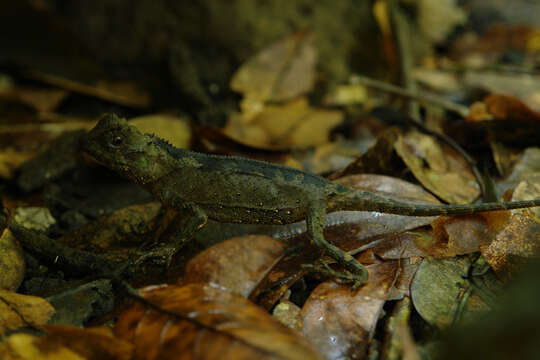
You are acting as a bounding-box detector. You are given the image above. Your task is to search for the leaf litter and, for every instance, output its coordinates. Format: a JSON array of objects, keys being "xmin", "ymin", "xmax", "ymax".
[{"xmin": 2, "ymin": 3, "xmax": 540, "ymax": 359}]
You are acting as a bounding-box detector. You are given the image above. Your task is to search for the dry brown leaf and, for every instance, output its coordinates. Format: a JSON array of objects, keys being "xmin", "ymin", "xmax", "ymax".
[
  {"xmin": 114, "ymin": 283, "xmax": 324, "ymax": 360},
  {"xmin": 183, "ymin": 235, "xmax": 285, "ymax": 297},
  {"xmin": 42, "ymin": 325, "xmax": 133, "ymax": 360},
  {"xmin": 464, "ymin": 74, "xmax": 540, "ymax": 112},
  {"xmin": 0, "ymin": 290, "xmax": 54, "ymax": 333},
  {"xmin": 300, "ymin": 261, "xmax": 399, "ymax": 360},
  {"xmin": 395, "ymin": 130, "xmax": 479, "ymax": 204},
  {"xmin": 0, "ymin": 333, "xmax": 83, "ymax": 360},
  {"xmin": 431, "ymin": 214, "xmax": 503, "ymax": 257},
  {"xmin": 225, "ymin": 97, "xmax": 343, "ymax": 149},
  {"xmin": 230, "ymin": 32, "xmax": 316, "ymax": 103},
  {"xmin": 467, "ymin": 94, "xmax": 540, "ymax": 124},
  {"xmin": 57, "ymin": 202, "xmax": 161, "ymax": 254},
  {"xmin": 481, "ymin": 175, "xmax": 540, "ymax": 280},
  {"xmin": 372, "ymin": 229, "xmax": 448, "ymax": 259},
  {"xmin": 0, "ymin": 228, "xmax": 25, "ymax": 291},
  {"xmin": 482, "ymin": 213, "xmax": 540, "ymax": 282},
  {"xmin": 512, "ymin": 173, "xmax": 540, "ymax": 218}
]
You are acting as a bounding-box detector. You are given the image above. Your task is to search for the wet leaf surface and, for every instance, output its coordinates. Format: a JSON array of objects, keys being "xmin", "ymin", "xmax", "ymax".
[
  {"xmin": 114, "ymin": 283, "xmax": 324, "ymax": 360},
  {"xmin": 300, "ymin": 262, "xmax": 399, "ymax": 360},
  {"xmin": 183, "ymin": 235, "xmax": 286, "ymax": 297}
]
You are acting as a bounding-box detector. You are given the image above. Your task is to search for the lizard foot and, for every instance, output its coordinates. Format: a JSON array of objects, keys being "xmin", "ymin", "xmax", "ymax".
[
  {"xmin": 302, "ymin": 259, "xmax": 366, "ymax": 290},
  {"xmin": 133, "ymin": 243, "xmax": 178, "ymax": 268}
]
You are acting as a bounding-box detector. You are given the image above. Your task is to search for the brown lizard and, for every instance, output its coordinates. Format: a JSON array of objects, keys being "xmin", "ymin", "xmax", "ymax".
[{"xmin": 83, "ymin": 114, "xmax": 540, "ymax": 286}]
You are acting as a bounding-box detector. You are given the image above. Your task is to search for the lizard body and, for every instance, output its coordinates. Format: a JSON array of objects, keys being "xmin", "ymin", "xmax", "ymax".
[{"xmin": 84, "ymin": 114, "xmax": 540, "ymax": 286}]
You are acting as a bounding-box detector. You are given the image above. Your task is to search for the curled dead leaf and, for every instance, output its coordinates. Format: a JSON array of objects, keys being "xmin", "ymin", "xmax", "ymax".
[{"xmin": 115, "ymin": 283, "xmax": 324, "ymax": 360}]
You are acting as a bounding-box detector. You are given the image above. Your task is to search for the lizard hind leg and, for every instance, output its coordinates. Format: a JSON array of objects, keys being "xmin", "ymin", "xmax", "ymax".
[{"xmin": 306, "ymin": 201, "xmax": 369, "ymax": 288}]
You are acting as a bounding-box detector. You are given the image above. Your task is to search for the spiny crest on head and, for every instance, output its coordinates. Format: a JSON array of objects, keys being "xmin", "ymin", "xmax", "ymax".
[{"xmin": 147, "ymin": 133, "xmax": 185, "ymax": 159}]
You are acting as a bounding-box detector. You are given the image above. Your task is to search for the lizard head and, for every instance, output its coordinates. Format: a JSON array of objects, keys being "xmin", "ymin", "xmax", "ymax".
[{"xmin": 83, "ymin": 114, "xmax": 172, "ymax": 184}]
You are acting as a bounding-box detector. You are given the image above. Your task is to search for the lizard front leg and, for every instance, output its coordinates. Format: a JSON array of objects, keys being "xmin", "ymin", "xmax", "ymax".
[
  {"xmin": 305, "ymin": 200, "xmax": 369, "ymax": 288},
  {"xmin": 136, "ymin": 203, "xmax": 208, "ymax": 267}
]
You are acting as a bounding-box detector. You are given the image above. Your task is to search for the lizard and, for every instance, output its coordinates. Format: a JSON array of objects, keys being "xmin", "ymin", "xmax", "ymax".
[{"xmin": 83, "ymin": 114, "xmax": 540, "ymax": 287}]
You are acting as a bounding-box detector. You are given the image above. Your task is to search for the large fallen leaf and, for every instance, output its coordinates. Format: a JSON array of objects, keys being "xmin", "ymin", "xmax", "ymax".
[
  {"xmin": 114, "ymin": 283, "xmax": 324, "ymax": 360},
  {"xmin": 300, "ymin": 261, "xmax": 399, "ymax": 360},
  {"xmin": 183, "ymin": 235, "xmax": 285, "ymax": 297},
  {"xmin": 395, "ymin": 130, "xmax": 480, "ymax": 204},
  {"xmin": 0, "ymin": 290, "xmax": 55, "ymax": 333},
  {"xmin": 0, "ymin": 333, "xmax": 83, "ymax": 360},
  {"xmin": 431, "ymin": 213, "xmax": 509, "ymax": 257},
  {"xmin": 0, "ymin": 228, "xmax": 25, "ymax": 290},
  {"xmin": 225, "ymin": 97, "xmax": 343, "ymax": 149},
  {"xmin": 57, "ymin": 202, "xmax": 160, "ymax": 249},
  {"xmin": 230, "ymin": 32, "xmax": 316, "ymax": 103},
  {"xmin": 417, "ymin": 0, "xmax": 466, "ymax": 43},
  {"xmin": 482, "ymin": 175, "xmax": 540, "ymax": 281},
  {"xmin": 481, "ymin": 213, "xmax": 540, "ymax": 282},
  {"xmin": 372, "ymin": 228, "xmax": 448, "ymax": 259},
  {"xmin": 0, "ymin": 326, "xmax": 133, "ymax": 360},
  {"xmin": 43, "ymin": 325, "xmax": 133, "ymax": 360},
  {"xmin": 411, "ymin": 257, "xmax": 490, "ymax": 328}
]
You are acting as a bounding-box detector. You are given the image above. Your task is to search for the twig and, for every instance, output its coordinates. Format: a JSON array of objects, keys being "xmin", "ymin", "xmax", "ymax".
[{"xmin": 351, "ymin": 75, "xmax": 470, "ymax": 118}]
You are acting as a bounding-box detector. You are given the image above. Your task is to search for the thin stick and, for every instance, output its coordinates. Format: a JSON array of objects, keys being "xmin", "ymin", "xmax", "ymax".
[{"xmin": 351, "ymin": 75, "xmax": 470, "ymax": 118}]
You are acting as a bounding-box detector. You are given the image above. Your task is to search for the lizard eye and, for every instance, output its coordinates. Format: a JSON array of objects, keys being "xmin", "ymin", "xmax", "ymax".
[{"xmin": 110, "ymin": 135, "xmax": 123, "ymax": 147}]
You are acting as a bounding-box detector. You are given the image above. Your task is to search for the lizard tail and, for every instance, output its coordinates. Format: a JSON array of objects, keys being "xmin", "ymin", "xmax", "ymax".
[{"xmin": 333, "ymin": 190, "xmax": 540, "ymax": 216}]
